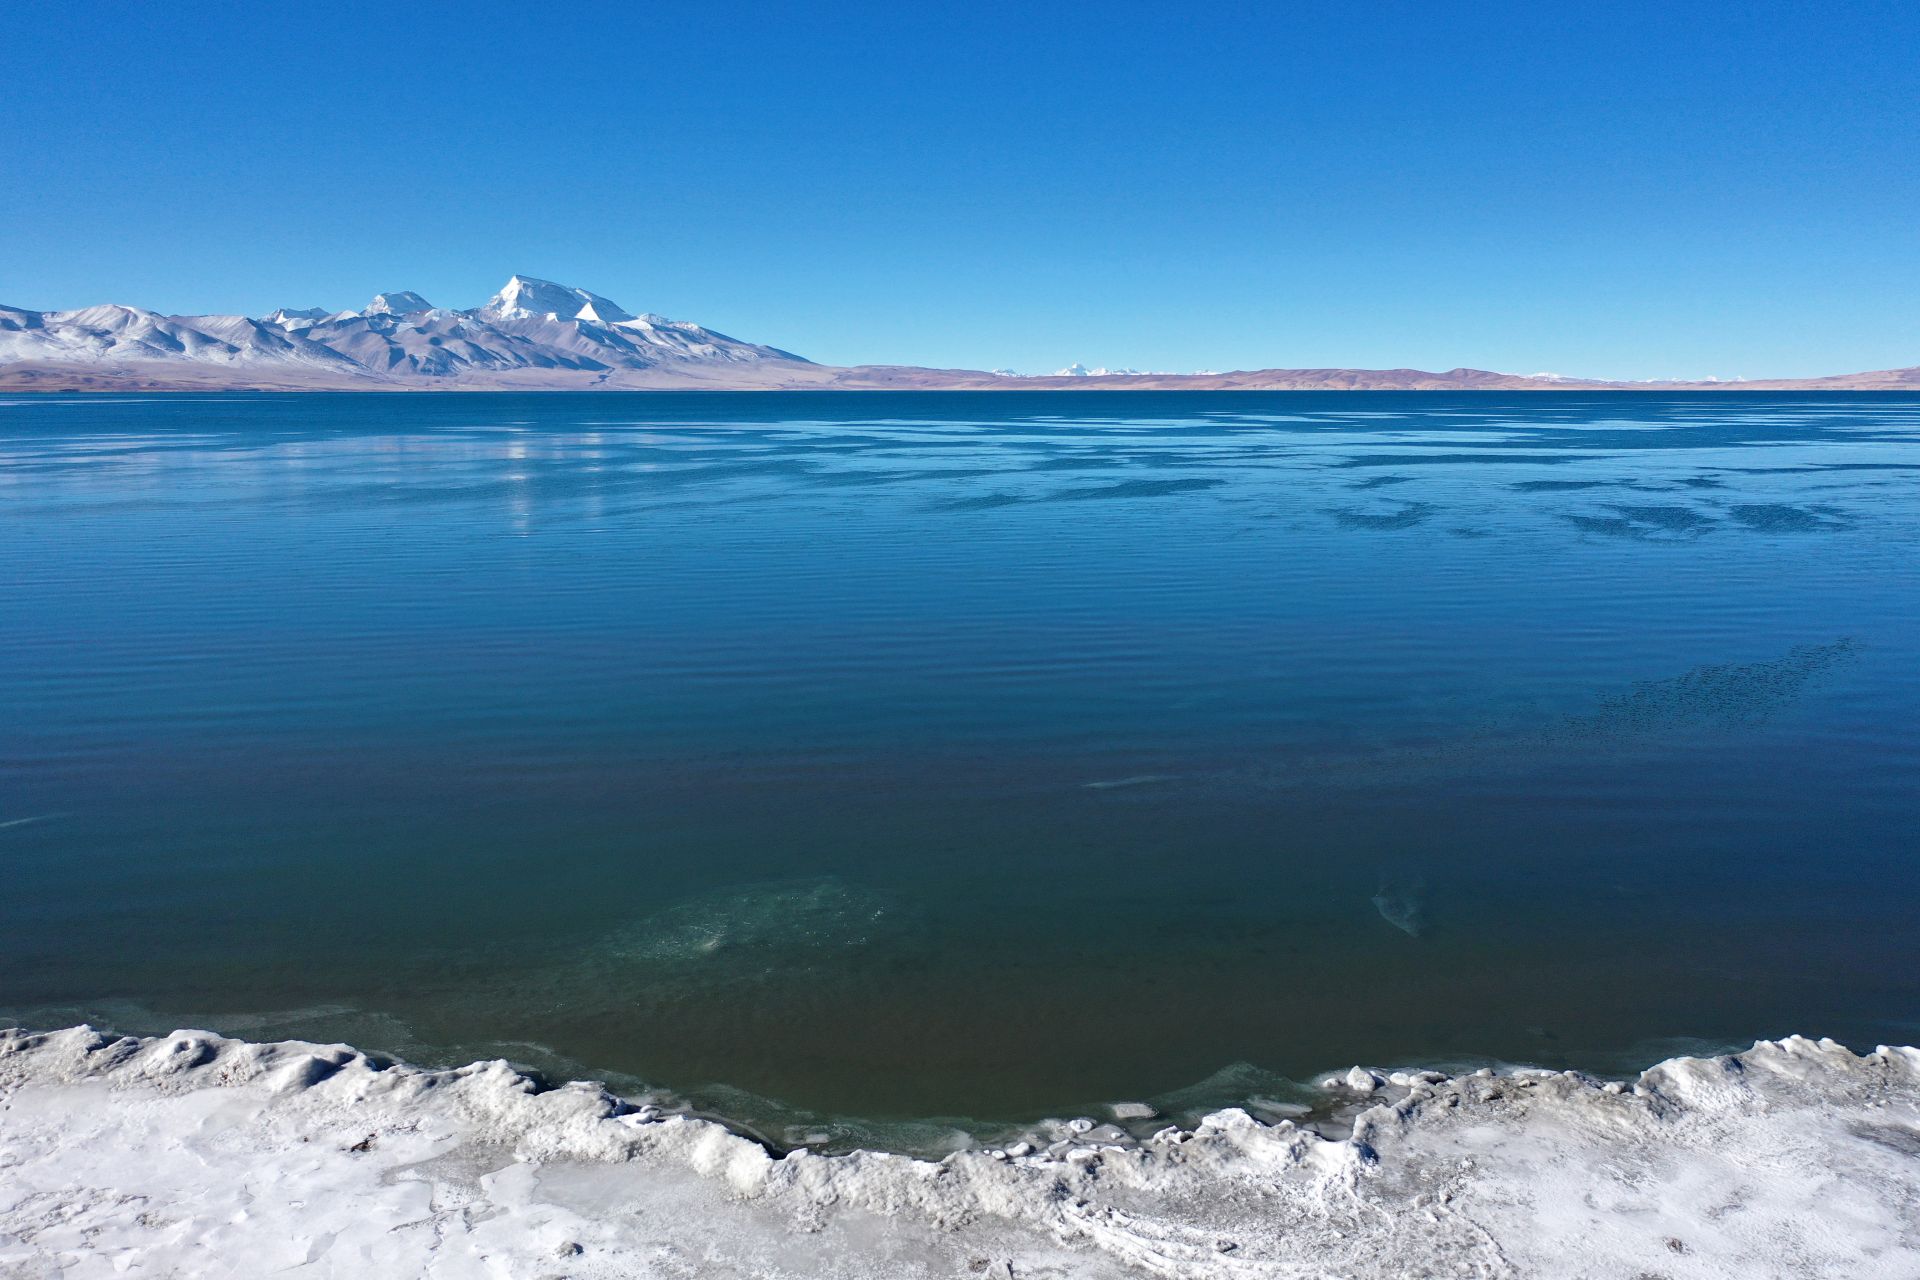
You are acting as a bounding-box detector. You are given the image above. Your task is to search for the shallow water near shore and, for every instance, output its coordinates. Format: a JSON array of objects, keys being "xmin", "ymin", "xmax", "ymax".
[{"xmin": 3, "ymin": 390, "xmax": 1918, "ymax": 1151}]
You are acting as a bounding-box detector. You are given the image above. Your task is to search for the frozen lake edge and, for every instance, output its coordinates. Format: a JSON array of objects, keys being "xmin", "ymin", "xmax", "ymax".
[{"xmin": 3, "ymin": 1025, "xmax": 1918, "ymax": 1277}]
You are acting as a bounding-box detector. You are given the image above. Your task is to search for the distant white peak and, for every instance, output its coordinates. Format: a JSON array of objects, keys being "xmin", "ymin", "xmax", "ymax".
[
  {"xmin": 363, "ymin": 291, "xmax": 433, "ymax": 316},
  {"xmin": 1053, "ymin": 363, "xmax": 1153, "ymax": 377},
  {"xmin": 265, "ymin": 307, "xmax": 330, "ymax": 328},
  {"xmin": 481, "ymin": 275, "xmax": 634, "ymax": 324}
]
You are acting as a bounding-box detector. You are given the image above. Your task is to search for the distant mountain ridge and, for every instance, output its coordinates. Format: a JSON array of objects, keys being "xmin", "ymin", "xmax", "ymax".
[
  {"xmin": 2, "ymin": 275, "xmax": 1916, "ymax": 391},
  {"xmin": 0, "ymin": 276, "xmax": 814, "ymax": 390}
]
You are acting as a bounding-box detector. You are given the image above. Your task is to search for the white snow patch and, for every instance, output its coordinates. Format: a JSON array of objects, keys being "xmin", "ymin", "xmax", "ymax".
[{"xmin": 2, "ymin": 1027, "xmax": 1916, "ymax": 1277}]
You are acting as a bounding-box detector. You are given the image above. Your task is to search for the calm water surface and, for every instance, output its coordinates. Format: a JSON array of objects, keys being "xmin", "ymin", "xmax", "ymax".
[{"xmin": 2, "ymin": 391, "xmax": 1917, "ymax": 1149}]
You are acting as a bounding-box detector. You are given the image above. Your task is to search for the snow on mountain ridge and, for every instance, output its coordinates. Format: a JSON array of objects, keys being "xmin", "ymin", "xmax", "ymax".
[
  {"xmin": 265, "ymin": 307, "xmax": 332, "ymax": 329},
  {"xmin": 362, "ymin": 291, "xmax": 433, "ymax": 316},
  {"xmin": 480, "ymin": 275, "xmax": 635, "ymax": 324},
  {"xmin": 46, "ymin": 303, "xmax": 169, "ymax": 330},
  {"xmin": 0, "ymin": 275, "xmax": 813, "ymax": 382},
  {"xmin": 0, "ymin": 305, "xmax": 44, "ymax": 333}
]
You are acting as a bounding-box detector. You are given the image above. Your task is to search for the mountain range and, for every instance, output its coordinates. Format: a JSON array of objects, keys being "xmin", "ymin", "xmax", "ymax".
[{"xmin": 2, "ymin": 276, "xmax": 1915, "ymax": 392}]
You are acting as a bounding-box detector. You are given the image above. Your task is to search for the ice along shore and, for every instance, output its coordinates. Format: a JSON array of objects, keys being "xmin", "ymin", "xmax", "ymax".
[{"xmin": 2, "ymin": 1025, "xmax": 1917, "ymax": 1278}]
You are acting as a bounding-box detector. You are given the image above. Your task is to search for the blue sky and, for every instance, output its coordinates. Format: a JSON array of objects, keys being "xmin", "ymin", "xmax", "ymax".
[{"xmin": 2, "ymin": 1, "xmax": 1915, "ymax": 378}]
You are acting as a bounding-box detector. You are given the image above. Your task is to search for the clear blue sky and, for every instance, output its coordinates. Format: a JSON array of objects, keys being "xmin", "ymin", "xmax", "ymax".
[{"xmin": 3, "ymin": 1, "xmax": 1915, "ymax": 378}]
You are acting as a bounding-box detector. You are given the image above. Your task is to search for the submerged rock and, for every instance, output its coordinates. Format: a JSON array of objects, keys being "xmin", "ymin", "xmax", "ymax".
[
  {"xmin": 1371, "ymin": 874, "xmax": 1425, "ymax": 937},
  {"xmin": 606, "ymin": 877, "xmax": 905, "ymax": 964}
]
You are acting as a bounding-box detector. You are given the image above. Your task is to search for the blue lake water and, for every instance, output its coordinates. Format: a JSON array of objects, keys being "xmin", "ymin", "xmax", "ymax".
[{"xmin": 2, "ymin": 391, "xmax": 1917, "ymax": 1149}]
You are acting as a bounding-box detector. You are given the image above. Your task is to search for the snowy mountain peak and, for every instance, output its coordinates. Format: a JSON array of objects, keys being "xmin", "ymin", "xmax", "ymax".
[
  {"xmin": 0, "ymin": 276, "xmax": 814, "ymax": 386},
  {"xmin": 363, "ymin": 291, "xmax": 433, "ymax": 316},
  {"xmin": 481, "ymin": 276, "xmax": 634, "ymax": 325}
]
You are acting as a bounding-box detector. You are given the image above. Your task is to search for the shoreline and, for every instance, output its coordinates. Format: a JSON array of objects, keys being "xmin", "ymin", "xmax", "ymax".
[
  {"xmin": 7, "ymin": 378, "xmax": 1920, "ymax": 394},
  {"xmin": 5, "ymin": 1024, "xmax": 1916, "ymax": 1277}
]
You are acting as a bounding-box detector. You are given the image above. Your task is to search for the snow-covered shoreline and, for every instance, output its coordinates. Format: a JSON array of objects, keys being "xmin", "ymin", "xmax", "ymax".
[{"xmin": 3, "ymin": 1025, "xmax": 1918, "ymax": 1278}]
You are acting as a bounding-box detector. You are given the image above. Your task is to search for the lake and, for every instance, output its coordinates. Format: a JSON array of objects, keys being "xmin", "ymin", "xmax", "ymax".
[{"xmin": 2, "ymin": 390, "xmax": 1916, "ymax": 1151}]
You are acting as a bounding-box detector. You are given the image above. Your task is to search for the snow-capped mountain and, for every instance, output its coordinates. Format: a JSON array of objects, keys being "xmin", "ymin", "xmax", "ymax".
[
  {"xmin": 1048, "ymin": 363, "xmax": 1175, "ymax": 377},
  {"xmin": 5, "ymin": 278, "xmax": 1916, "ymax": 391},
  {"xmin": 361, "ymin": 291, "xmax": 433, "ymax": 317},
  {"xmin": 478, "ymin": 277, "xmax": 630, "ymax": 324},
  {"xmin": 0, "ymin": 276, "xmax": 814, "ymax": 389}
]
